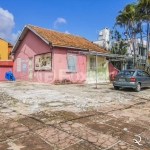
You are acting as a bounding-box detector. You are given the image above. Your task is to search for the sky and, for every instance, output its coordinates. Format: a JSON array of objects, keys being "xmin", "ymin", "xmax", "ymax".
[{"xmin": 0, "ymin": 0, "xmax": 136, "ymax": 44}]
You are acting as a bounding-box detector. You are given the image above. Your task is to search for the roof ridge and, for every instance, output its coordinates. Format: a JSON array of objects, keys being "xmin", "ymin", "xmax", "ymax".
[{"xmin": 23, "ymin": 24, "xmax": 108, "ymax": 53}]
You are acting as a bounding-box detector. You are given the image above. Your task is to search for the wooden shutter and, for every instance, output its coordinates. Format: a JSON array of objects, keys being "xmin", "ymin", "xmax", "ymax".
[{"xmin": 67, "ymin": 54, "xmax": 76, "ymax": 72}]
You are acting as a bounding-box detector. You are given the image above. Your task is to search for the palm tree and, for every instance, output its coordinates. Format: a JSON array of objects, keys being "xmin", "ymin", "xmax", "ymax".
[
  {"xmin": 116, "ymin": 3, "xmax": 139, "ymax": 68},
  {"xmin": 115, "ymin": 2, "xmax": 149, "ymax": 69},
  {"xmin": 136, "ymin": 0, "xmax": 150, "ymax": 69}
]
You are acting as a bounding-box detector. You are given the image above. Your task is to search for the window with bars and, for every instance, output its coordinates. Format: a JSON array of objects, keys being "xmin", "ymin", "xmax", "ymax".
[
  {"xmin": 90, "ymin": 57, "xmax": 96, "ymax": 70},
  {"xmin": 67, "ymin": 54, "xmax": 76, "ymax": 72}
]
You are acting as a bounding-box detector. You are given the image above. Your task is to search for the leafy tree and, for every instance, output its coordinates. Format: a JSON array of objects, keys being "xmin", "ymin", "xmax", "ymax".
[{"xmin": 109, "ymin": 30, "xmax": 129, "ymax": 55}]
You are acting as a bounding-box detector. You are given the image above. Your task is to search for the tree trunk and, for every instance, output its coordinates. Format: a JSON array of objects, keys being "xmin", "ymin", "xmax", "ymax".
[{"xmin": 145, "ymin": 22, "xmax": 150, "ymax": 70}]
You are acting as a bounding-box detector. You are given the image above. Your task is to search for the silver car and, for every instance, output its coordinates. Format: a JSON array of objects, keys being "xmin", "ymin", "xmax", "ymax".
[{"xmin": 113, "ymin": 69, "xmax": 150, "ymax": 92}]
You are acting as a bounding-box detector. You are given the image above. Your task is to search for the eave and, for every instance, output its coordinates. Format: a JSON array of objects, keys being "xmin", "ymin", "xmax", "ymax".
[{"xmin": 11, "ymin": 25, "xmax": 51, "ymax": 54}]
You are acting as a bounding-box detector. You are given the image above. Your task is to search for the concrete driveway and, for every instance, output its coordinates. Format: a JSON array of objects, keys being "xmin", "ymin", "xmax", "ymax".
[{"xmin": 0, "ymin": 81, "xmax": 150, "ymax": 149}]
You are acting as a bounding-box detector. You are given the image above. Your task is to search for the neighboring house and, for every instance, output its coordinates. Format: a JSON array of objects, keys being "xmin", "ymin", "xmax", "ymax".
[
  {"xmin": 94, "ymin": 28, "xmax": 150, "ymax": 70},
  {"xmin": 0, "ymin": 38, "xmax": 13, "ymax": 80},
  {"xmin": 93, "ymin": 28, "xmax": 110, "ymax": 50},
  {"xmin": 11, "ymin": 24, "xmax": 109, "ymax": 84},
  {"xmin": 0, "ymin": 38, "xmax": 13, "ymax": 60}
]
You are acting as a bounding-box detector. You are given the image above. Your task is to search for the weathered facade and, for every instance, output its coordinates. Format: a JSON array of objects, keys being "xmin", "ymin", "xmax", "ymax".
[
  {"xmin": 86, "ymin": 55, "xmax": 109, "ymax": 83},
  {"xmin": 12, "ymin": 24, "xmax": 109, "ymax": 84}
]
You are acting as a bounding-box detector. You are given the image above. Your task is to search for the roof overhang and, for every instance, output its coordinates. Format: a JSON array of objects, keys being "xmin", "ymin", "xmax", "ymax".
[
  {"xmin": 11, "ymin": 25, "xmax": 51, "ymax": 54},
  {"xmin": 11, "ymin": 24, "xmax": 109, "ymax": 54},
  {"xmin": 53, "ymin": 44, "xmax": 88, "ymax": 51},
  {"xmin": 68, "ymin": 50, "xmax": 126, "ymax": 58}
]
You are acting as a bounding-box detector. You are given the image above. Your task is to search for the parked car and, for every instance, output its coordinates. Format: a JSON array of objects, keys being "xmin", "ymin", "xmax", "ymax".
[{"xmin": 113, "ymin": 69, "xmax": 150, "ymax": 92}]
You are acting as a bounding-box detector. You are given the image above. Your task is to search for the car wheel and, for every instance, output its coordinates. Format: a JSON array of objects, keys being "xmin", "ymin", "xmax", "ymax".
[
  {"xmin": 114, "ymin": 86, "xmax": 119, "ymax": 90},
  {"xmin": 135, "ymin": 83, "xmax": 141, "ymax": 92}
]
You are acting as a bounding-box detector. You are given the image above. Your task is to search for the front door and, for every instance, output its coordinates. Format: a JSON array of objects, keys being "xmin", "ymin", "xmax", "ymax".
[{"xmin": 28, "ymin": 58, "xmax": 33, "ymax": 80}]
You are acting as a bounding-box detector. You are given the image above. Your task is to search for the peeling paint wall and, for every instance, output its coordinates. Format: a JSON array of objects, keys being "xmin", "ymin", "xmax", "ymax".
[
  {"xmin": 13, "ymin": 30, "xmax": 86, "ymax": 84},
  {"xmin": 86, "ymin": 55, "xmax": 109, "ymax": 83}
]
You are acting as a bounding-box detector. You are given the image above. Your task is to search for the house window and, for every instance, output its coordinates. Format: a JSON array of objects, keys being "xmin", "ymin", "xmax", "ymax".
[
  {"xmin": 90, "ymin": 57, "xmax": 96, "ymax": 70},
  {"xmin": 17, "ymin": 58, "xmax": 21, "ymax": 72},
  {"xmin": 67, "ymin": 54, "xmax": 76, "ymax": 72},
  {"xmin": 35, "ymin": 53, "xmax": 51, "ymax": 70}
]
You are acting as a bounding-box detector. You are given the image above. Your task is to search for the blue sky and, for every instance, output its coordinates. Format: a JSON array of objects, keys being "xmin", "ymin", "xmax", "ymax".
[{"xmin": 0, "ymin": 0, "xmax": 136, "ymax": 43}]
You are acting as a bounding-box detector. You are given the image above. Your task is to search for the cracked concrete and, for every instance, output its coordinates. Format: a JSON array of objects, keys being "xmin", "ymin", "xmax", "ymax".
[{"xmin": 0, "ymin": 81, "xmax": 150, "ymax": 149}]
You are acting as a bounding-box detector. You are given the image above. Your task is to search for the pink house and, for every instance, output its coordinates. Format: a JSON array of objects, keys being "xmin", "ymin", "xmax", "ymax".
[{"xmin": 12, "ymin": 24, "xmax": 108, "ymax": 84}]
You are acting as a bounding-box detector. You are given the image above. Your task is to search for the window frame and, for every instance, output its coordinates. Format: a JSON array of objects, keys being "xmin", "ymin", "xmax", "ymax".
[
  {"xmin": 34, "ymin": 52, "xmax": 52, "ymax": 71},
  {"xmin": 66, "ymin": 54, "xmax": 76, "ymax": 73},
  {"xmin": 17, "ymin": 57, "xmax": 21, "ymax": 72},
  {"xmin": 89, "ymin": 57, "xmax": 96, "ymax": 71},
  {"xmin": 142, "ymin": 71, "xmax": 150, "ymax": 77}
]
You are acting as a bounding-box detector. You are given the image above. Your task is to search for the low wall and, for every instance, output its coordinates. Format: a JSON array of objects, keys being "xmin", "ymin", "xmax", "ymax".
[
  {"xmin": 109, "ymin": 62, "xmax": 119, "ymax": 81},
  {"xmin": 0, "ymin": 61, "xmax": 13, "ymax": 81}
]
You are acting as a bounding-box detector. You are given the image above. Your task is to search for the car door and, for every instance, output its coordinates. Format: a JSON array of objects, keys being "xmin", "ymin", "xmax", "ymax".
[
  {"xmin": 142, "ymin": 71, "xmax": 150, "ymax": 87},
  {"xmin": 136, "ymin": 71, "xmax": 145, "ymax": 87}
]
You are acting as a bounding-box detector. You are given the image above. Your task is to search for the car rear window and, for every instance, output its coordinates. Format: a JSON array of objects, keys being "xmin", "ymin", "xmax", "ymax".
[{"xmin": 117, "ymin": 71, "xmax": 135, "ymax": 76}]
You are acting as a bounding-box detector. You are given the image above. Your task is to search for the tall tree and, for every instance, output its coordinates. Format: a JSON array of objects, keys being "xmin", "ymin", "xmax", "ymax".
[
  {"xmin": 115, "ymin": 3, "xmax": 142, "ymax": 68},
  {"xmin": 109, "ymin": 30, "xmax": 128, "ymax": 55},
  {"xmin": 136, "ymin": 0, "xmax": 150, "ymax": 69}
]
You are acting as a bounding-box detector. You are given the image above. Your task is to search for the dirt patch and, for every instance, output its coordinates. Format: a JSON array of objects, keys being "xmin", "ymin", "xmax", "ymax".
[
  {"xmin": 106, "ymin": 119, "xmax": 146, "ymax": 134},
  {"xmin": 7, "ymin": 133, "xmax": 55, "ymax": 150},
  {"xmin": 64, "ymin": 141, "xmax": 99, "ymax": 150},
  {"xmin": 31, "ymin": 110, "xmax": 79, "ymax": 124},
  {"xmin": 17, "ymin": 116, "xmax": 46, "ymax": 130}
]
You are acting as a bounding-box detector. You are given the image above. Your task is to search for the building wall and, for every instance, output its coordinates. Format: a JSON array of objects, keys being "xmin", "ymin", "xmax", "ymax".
[
  {"xmin": 86, "ymin": 55, "xmax": 109, "ymax": 83},
  {"xmin": 13, "ymin": 30, "xmax": 86, "ymax": 83},
  {"xmin": 0, "ymin": 39, "xmax": 8, "ymax": 60},
  {"xmin": 53, "ymin": 48, "xmax": 86, "ymax": 83},
  {"xmin": 108, "ymin": 62, "xmax": 119, "ymax": 81},
  {"xmin": 148, "ymin": 58, "xmax": 150, "ymax": 64},
  {"xmin": 13, "ymin": 30, "xmax": 53, "ymax": 82}
]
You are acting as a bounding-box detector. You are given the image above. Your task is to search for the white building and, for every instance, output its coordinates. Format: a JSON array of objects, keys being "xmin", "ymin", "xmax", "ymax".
[
  {"xmin": 94, "ymin": 28, "xmax": 148, "ymax": 69},
  {"xmin": 93, "ymin": 28, "xmax": 110, "ymax": 50}
]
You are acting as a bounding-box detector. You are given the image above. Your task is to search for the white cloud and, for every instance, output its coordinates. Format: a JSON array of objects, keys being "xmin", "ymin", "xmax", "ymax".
[
  {"xmin": 64, "ymin": 30, "xmax": 70, "ymax": 34},
  {"xmin": 11, "ymin": 30, "xmax": 21, "ymax": 43},
  {"xmin": 54, "ymin": 17, "xmax": 67, "ymax": 28},
  {"xmin": 0, "ymin": 7, "xmax": 20, "ymax": 44}
]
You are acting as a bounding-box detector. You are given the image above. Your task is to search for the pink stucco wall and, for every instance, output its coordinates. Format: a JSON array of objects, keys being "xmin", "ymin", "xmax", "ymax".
[
  {"xmin": 13, "ymin": 30, "xmax": 86, "ymax": 83},
  {"xmin": 109, "ymin": 62, "xmax": 119, "ymax": 81},
  {"xmin": 53, "ymin": 48, "xmax": 86, "ymax": 83},
  {"xmin": 0, "ymin": 67, "xmax": 13, "ymax": 80}
]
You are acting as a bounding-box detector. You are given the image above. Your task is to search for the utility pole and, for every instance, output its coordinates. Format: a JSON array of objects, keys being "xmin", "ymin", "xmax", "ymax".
[{"xmin": 95, "ymin": 53, "xmax": 98, "ymax": 89}]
